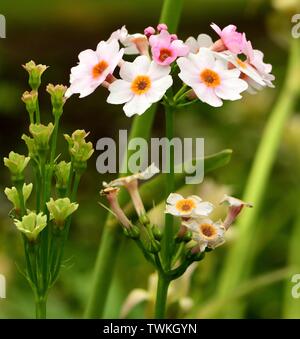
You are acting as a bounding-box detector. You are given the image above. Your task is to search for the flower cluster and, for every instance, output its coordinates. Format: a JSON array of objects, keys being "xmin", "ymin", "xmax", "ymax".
[
  {"xmin": 66, "ymin": 23, "xmax": 274, "ymax": 115},
  {"xmin": 165, "ymin": 193, "xmax": 253, "ymax": 253}
]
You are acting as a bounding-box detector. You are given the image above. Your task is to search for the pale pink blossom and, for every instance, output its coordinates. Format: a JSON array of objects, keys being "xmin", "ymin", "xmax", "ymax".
[
  {"xmin": 65, "ymin": 39, "xmax": 124, "ymax": 98},
  {"xmin": 144, "ymin": 26, "xmax": 156, "ymax": 37},
  {"xmin": 149, "ymin": 30, "xmax": 189, "ymax": 66},
  {"xmin": 157, "ymin": 23, "xmax": 168, "ymax": 32},
  {"xmin": 211, "ymin": 23, "xmax": 244, "ymax": 54},
  {"xmin": 177, "ymin": 48, "xmax": 248, "ymax": 107},
  {"xmin": 185, "ymin": 34, "xmax": 213, "ymax": 54}
]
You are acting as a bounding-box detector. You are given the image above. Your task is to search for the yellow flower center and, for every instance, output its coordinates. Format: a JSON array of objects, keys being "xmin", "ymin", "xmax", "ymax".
[
  {"xmin": 92, "ymin": 60, "xmax": 109, "ymax": 79},
  {"xmin": 236, "ymin": 58, "xmax": 247, "ymax": 69},
  {"xmin": 200, "ymin": 69, "xmax": 221, "ymax": 88},
  {"xmin": 175, "ymin": 199, "xmax": 196, "ymax": 213},
  {"xmin": 159, "ymin": 48, "xmax": 172, "ymax": 62},
  {"xmin": 131, "ymin": 75, "xmax": 151, "ymax": 95},
  {"xmin": 200, "ymin": 223, "xmax": 217, "ymax": 239}
]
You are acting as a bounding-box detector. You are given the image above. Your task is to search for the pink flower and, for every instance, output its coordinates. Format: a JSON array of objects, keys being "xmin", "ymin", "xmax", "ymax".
[
  {"xmin": 144, "ymin": 26, "xmax": 156, "ymax": 37},
  {"xmin": 211, "ymin": 23, "xmax": 244, "ymax": 54},
  {"xmin": 65, "ymin": 39, "xmax": 124, "ymax": 98},
  {"xmin": 149, "ymin": 30, "xmax": 189, "ymax": 66},
  {"xmin": 157, "ymin": 23, "xmax": 168, "ymax": 32}
]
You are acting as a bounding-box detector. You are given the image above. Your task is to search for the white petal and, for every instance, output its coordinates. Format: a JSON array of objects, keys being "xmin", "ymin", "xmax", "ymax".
[
  {"xmin": 146, "ymin": 76, "xmax": 173, "ymax": 102},
  {"xmin": 197, "ymin": 34, "xmax": 213, "ymax": 48},
  {"xmin": 107, "ymin": 80, "xmax": 133, "ymax": 104},
  {"xmin": 132, "ymin": 55, "xmax": 151, "ymax": 74},
  {"xmin": 185, "ymin": 37, "xmax": 198, "ymax": 53},
  {"xmin": 123, "ymin": 94, "xmax": 151, "ymax": 117},
  {"xmin": 147, "ymin": 61, "xmax": 171, "ymax": 80},
  {"xmin": 216, "ymin": 78, "xmax": 248, "ymax": 100},
  {"xmin": 120, "ymin": 289, "xmax": 149, "ymax": 319},
  {"xmin": 165, "ymin": 205, "xmax": 181, "ymax": 216},
  {"xmin": 194, "ymin": 84, "xmax": 223, "ymax": 107},
  {"xmin": 189, "ymin": 48, "xmax": 215, "ymax": 70},
  {"xmin": 78, "ymin": 49, "xmax": 98, "ymax": 66},
  {"xmin": 193, "ymin": 202, "xmax": 214, "ymax": 217},
  {"xmin": 167, "ymin": 193, "xmax": 183, "ymax": 205}
]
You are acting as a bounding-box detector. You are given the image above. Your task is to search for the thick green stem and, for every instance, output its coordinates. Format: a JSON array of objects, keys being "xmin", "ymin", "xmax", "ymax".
[
  {"xmin": 215, "ymin": 38, "xmax": 300, "ymax": 318},
  {"xmin": 35, "ymin": 296, "xmax": 47, "ymax": 319},
  {"xmin": 155, "ymin": 274, "xmax": 170, "ymax": 319},
  {"xmin": 84, "ymin": 0, "xmax": 184, "ymax": 319},
  {"xmin": 162, "ymin": 104, "xmax": 175, "ymax": 270},
  {"xmin": 35, "ymin": 99, "xmax": 41, "ymax": 124}
]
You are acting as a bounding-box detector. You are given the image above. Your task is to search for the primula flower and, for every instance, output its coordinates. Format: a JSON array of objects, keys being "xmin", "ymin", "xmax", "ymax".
[
  {"xmin": 149, "ymin": 30, "xmax": 189, "ymax": 66},
  {"xmin": 5, "ymin": 183, "xmax": 33, "ymax": 212},
  {"xmin": 65, "ymin": 39, "xmax": 124, "ymax": 98},
  {"xmin": 220, "ymin": 194, "xmax": 253, "ymax": 230},
  {"xmin": 46, "ymin": 198, "xmax": 79, "ymax": 228},
  {"xmin": 185, "ymin": 34, "xmax": 213, "ymax": 54},
  {"xmin": 4, "ymin": 152, "xmax": 30, "ymax": 180},
  {"xmin": 177, "ymin": 48, "xmax": 248, "ymax": 107},
  {"xmin": 109, "ymin": 26, "xmax": 149, "ymax": 56},
  {"xmin": 211, "ymin": 23, "xmax": 244, "ymax": 54},
  {"xmin": 104, "ymin": 163, "xmax": 159, "ymax": 217},
  {"xmin": 165, "ymin": 193, "xmax": 213, "ymax": 218},
  {"xmin": 14, "ymin": 212, "xmax": 47, "ymax": 242},
  {"xmin": 107, "ymin": 55, "xmax": 173, "ymax": 116},
  {"xmin": 183, "ymin": 218, "xmax": 225, "ymax": 252}
]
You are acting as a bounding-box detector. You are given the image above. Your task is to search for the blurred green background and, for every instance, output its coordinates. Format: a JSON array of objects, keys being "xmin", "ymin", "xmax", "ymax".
[{"xmin": 0, "ymin": 0, "xmax": 300, "ymax": 318}]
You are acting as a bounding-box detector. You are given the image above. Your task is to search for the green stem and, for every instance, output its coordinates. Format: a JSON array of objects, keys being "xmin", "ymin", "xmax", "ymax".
[
  {"xmin": 35, "ymin": 296, "xmax": 47, "ymax": 319},
  {"xmin": 155, "ymin": 274, "xmax": 170, "ymax": 319},
  {"xmin": 16, "ymin": 182, "xmax": 26, "ymax": 217},
  {"xmin": 35, "ymin": 99, "xmax": 41, "ymax": 124},
  {"xmin": 162, "ymin": 104, "xmax": 175, "ymax": 270},
  {"xmin": 215, "ymin": 38, "xmax": 300, "ymax": 318},
  {"xmin": 84, "ymin": 0, "xmax": 184, "ymax": 319}
]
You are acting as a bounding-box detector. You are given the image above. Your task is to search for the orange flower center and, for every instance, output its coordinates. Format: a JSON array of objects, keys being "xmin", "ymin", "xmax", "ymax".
[
  {"xmin": 92, "ymin": 60, "xmax": 109, "ymax": 79},
  {"xmin": 159, "ymin": 48, "xmax": 172, "ymax": 62},
  {"xmin": 200, "ymin": 223, "xmax": 217, "ymax": 238},
  {"xmin": 175, "ymin": 199, "xmax": 196, "ymax": 213},
  {"xmin": 200, "ymin": 69, "xmax": 221, "ymax": 87},
  {"xmin": 131, "ymin": 75, "xmax": 151, "ymax": 95}
]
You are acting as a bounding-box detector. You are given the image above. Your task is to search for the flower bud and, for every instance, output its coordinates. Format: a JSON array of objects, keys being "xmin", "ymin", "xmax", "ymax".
[
  {"xmin": 152, "ymin": 225, "xmax": 162, "ymax": 241},
  {"xmin": 22, "ymin": 134, "xmax": 38, "ymax": 160},
  {"xmin": 22, "ymin": 60, "xmax": 48, "ymax": 90},
  {"xmin": 4, "ymin": 152, "xmax": 30, "ymax": 182},
  {"xmin": 127, "ymin": 225, "xmax": 140, "ymax": 239},
  {"xmin": 54, "ymin": 161, "xmax": 71, "ymax": 192},
  {"xmin": 46, "ymin": 84, "xmax": 67, "ymax": 116},
  {"xmin": 144, "ymin": 26, "xmax": 155, "ymax": 37},
  {"xmin": 21, "ymin": 90, "xmax": 37, "ymax": 121},
  {"xmin": 4, "ymin": 183, "xmax": 33, "ymax": 212},
  {"xmin": 14, "ymin": 212, "xmax": 47, "ymax": 242},
  {"xmin": 64, "ymin": 130, "xmax": 94, "ymax": 173},
  {"xmin": 46, "ymin": 197, "xmax": 78, "ymax": 229},
  {"xmin": 29, "ymin": 123, "xmax": 54, "ymax": 152},
  {"xmin": 157, "ymin": 23, "xmax": 168, "ymax": 32}
]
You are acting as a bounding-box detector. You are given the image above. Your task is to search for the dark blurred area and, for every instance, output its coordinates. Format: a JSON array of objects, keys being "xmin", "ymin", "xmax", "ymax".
[{"xmin": 0, "ymin": 0, "xmax": 299, "ymax": 318}]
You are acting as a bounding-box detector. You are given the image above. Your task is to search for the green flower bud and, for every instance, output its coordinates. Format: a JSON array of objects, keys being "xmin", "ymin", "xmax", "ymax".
[
  {"xmin": 128, "ymin": 225, "xmax": 140, "ymax": 239},
  {"xmin": 139, "ymin": 214, "xmax": 150, "ymax": 225},
  {"xmin": 22, "ymin": 134, "xmax": 38, "ymax": 160},
  {"xmin": 29, "ymin": 123, "xmax": 54, "ymax": 151},
  {"xmin": 46, "ymin": 84, "xmax": 67, "ymax": 116},
  {"xmin": 14, "ymin": 212, "xmax": 47, "ymax": 242},
  {"xmin": 21, "ymin": 90, "xmax": 37, "ymax": 121},
  {"xmin": 152, "ymin": 225, "xmax": 162, "ymax": 241},
  {"xmin": 4, "ymin": 183, "xmax": 33, "ymax": 212},
  {"xmin": 64, "ymin": 130, "xmax": 94, "ymax": 173},
  {"xmin": 46, "ymin": 197, "xmax": 78, "ymax": 228},
  {"xmin": 186, "ymin": 249, "xmax": 205, "ymax": 262},
  {"xmin": 54, "ymin": 161, "xmax": 71, "ymax": 191},
  {"xmin": 183, "ymin": 230, "xmax": 193, "ymax": 243},
  {"xmin": 4, "ymin": 152, "xmax": 30, "ymax": 182},
  {"xmin": 22, "ymin": 60, "xmax": 48, "ymax": 90}
]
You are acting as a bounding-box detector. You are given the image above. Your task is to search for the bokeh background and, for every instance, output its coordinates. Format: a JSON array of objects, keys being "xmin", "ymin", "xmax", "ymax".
[{"xmin": 0, "ymin": 0, "xmax": 300, "ymax": 318}]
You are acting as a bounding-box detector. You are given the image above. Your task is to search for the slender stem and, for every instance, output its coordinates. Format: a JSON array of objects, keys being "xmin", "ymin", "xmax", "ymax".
[
  {"xmin": 35, "ymin": 296, "xmax": 47, "ymax": 319},
  {"xmin": 84, "ymin": 0, "xmax": 184, "ymax": 319},
  {"xmin": 216, "ymin": 38, "xmax": 300, "ymax": 317},
  {"xmin": 155, "ymin": 274, "xmax": 170, "ymax": 319},
  {"xmin": 16, "ymin": 182, "xmax": 26, "ymax": 217},
  {"xmin": 35, "ymin": 99, "xmax": 41, "ymax": 124},
  {"xmin": 162, "ymin": 104, "xmax": 175, "ymax": 270}
]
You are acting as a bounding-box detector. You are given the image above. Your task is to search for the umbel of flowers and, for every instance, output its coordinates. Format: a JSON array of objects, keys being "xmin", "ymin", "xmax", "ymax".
[
  {"xmin": 3, "ymin": 61, "xmax": 94, "ymax": 318},
  {"xmin": 101, "ymin": 164, "xmax": 253, "ymax": 290},
  {"xmin": 66, "ymin": 23, "xmax": 274, "ymax": 115}
]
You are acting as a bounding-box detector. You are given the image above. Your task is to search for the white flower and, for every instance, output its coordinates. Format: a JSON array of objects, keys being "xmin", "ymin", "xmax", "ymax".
[
  {"xmin": 177, "ymin": 48, "xmax": 248, "ymax": 107},
  {"xmin": 183, "ymin": 218, "xmax": 225, "ymax": 252},
  {"xmin": 65, "ymin": 39, "xmax": 124, "ymax": 98},
  {"xmin": 185, "ymin": 34, "xmax": 213, "ymax": 54},
  {"xmin": 104, "ymin": 163, "xmax": 159, "ymax": 187},
  {"xmin": 165, "ymin": 193, "xmax": 214, "ymax": 218},
  {"xmin": 220, "ymin": 194, "xmax": 253, "ymax": 229},
  {"xmin": 109, "ymin": 26, "xmax": 149, "ymax": 55},
  {"xmin": 107, "ymin": 55, "xmax": 173, "ymax": 116}
]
